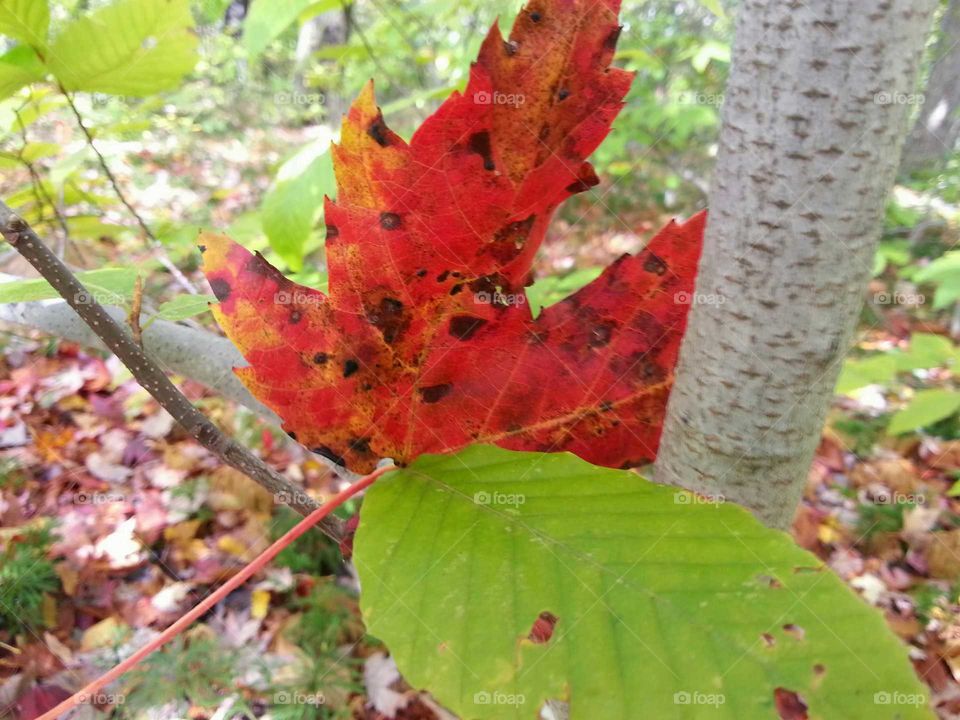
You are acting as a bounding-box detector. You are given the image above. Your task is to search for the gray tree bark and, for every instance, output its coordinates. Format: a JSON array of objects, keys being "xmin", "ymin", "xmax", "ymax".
[
  {"xmin": 654, "ymin": 0, "xmax": 937, "ymax": 528},
  {"xmin": 902, "ymin": 0, "xmax": 960, "ymax": 171}
]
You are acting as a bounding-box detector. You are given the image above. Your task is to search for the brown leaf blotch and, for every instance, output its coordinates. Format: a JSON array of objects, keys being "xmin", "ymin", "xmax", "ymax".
[
  {"xmin": 449, "ymin": 315, "xmax": 487, "ymax": 341},
  {"xmin": 419, "ymin": 383, "xmax": 453, "ymax": 403}
]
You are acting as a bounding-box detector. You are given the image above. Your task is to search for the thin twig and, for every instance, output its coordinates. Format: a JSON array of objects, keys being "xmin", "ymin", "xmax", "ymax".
[
  {"xmin": 58, "ymin": 86, "xmax": 199, "ymax": 294},
  {"xmin": 12, "ymin": 106, "xmax": 73, "ymax": 251},
  {"xmin": 33, "ymin": 466, "xmax": 390, "ymax": 720},
  {"xmin": 0, "ymin": 200, "xmax": 343, "ymax": 540},
  {"xmin": 128, "ymin": 274, "xmax": 143, "ymax": 348}
]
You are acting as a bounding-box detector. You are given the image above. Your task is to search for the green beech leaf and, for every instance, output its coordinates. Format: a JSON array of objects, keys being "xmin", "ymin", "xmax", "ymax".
[
  {"xmin": 0, "ymin": 45, "xmax": 44, "ymax": 100},
  {"xmin": 47, "ymin": 0, "xmax": 198, "ymax": 96},
  {"xmin": 262, "ymin": 139, "xmax": 335, "ymax": 270},
  {"xmin": 152, "ymin": 294, "xmax": 215, "ymax": 322},
  {"xmin": 0, "ymin": 268, "xmax": 136, "ymax": 304},
  {"xmin": 835, "ymin": 354, "xmax": 897, "ymax": 394},
  {"xmin": 0, "ymin": 0, "xmax": 49, "ymax": 47},
  {"xmin": 355, "ymin": 446, "xmax": 932, "ymax": 720},
  {"xmin": 888, "ymin": 389, "xmax": 960, "ymax": 435},
  {"xmin": 244, "ymin": 0, "xmax": 340, "ymax": 58}
]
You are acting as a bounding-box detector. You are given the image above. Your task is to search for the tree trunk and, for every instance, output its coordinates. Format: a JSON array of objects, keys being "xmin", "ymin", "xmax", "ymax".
[
  {"xmin": 902, "ymin": 0, "xmax": 960, "ymax": 172},
  {"xmin": 654, "ymin": 0, "xmax": 936, "ymax": 528}
]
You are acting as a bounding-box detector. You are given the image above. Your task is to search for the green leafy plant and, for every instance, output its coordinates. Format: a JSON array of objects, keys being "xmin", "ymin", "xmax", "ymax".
[{"xmin": 0, "ymin": 523, "xmax": 60, "ymax": 633}]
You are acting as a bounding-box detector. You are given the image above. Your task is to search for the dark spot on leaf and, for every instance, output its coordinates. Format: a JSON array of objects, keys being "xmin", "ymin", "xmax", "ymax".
[
  {"xmin": 198, "ymin": 244, "xmax": 207, "ymax": 254},
  {"xmin": 527, "ymin": 611, "xmax": 558, "ymax": 643},
  {"xmin": 812, "ymin": 663, "xmax": 825, "ymax": 676},
  {"xmin": 290, "ymin": 309, "xmax": 302, "ymax": 324},
  {"xmin": 605, "ymin": 25, "xmax": 622, "ymax": 50},
  {"xmin": 313, "ymin": 445, "xmax": 346, "ymax": 467},
  {"xmin": 492, "ymin": 216, "xmax": 535, "ymax": 263},
  {"xmin": 600, "ymin": 400, "xmax": 614, "ymax": 412},
  {"xmin": 380, "ymin": 212, "xmax": 402, "ymax": 230},
  {"xmin": 416, "ymin": 268, "xmax": 428, "ymax": 278},
  {"xmin": 643, "ymin": 253, "xmax": 668, "ymax": 275},
  {"xmin": 343, "ymin": 359, "xmax": 359, "ymax": 377},
  {"xmin": 773, "ymin": 688, "xmax": 808, "ymax": 720},
  {"xmin": 557, "ymin": 88, "xmax": 570, "ymax": 101},
  {"xmin": 538, "ymin": 124, "xmax": 549, "ymax": 142},
  {"xmin": 527, "ymin": 329, "xmax": 549, "ymax": 345},
  {"xmin": 244, "ymin": 252, "xmax": 284, "ymax": 280},
  {"xmin": 449, "ymin": 315, "xmax": 487, "ymax": 340},
  {"xmin": 467, "ymin": 131, "xmax": 495, "ymax": 171},
  {"xmin": 313, "ymin": 352, "xmax": 328, "ymax": 365},
  {"xmin": 590, "ymin": 321, "xmax": 616, "ymax": 347},
  {"xmin": 437, "ymin": 270, "xmax": 450, "ymax": 283},
  {"xmin": 761, "ymin": 632, "xmax": 776, "ymax": 647},
  {"xmin": 326, "ymin": 224, "xmax": 339, "ymax": 239},
  {"xmin": 209, "ymin": 278, "xmax": 231, "ymax": 302},
  {"xmin": 365, "ymin": 296, "xmax": 408, "ymax": 343},
  {"xmin": 449, "ymin": 283, "xmax": 463, "ymax": 296},
  {"xmin": 349, "ymin": 437, "xmax": 372, "ymax": 454},
  {"xmin": 367, "ymin": 114, "xmax": 391, "ymax": 147},
  {"xmin": 286, "ymin": 431, "xmax": 297, "ymax": 441},
  {"xmin": 419, "ymin": 383, "xmax": 452, "ymax": 403},
  {"xmin": 530, "ymin": 11, "xmax": 542, "ymax": 22}
]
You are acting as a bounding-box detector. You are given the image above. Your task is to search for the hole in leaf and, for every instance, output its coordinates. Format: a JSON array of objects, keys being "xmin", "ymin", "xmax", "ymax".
[
  {"xmin": 774, "ymin": 688, "xmax": 809, "ymax": 720},
  {"xmin": 783, "ymin": 623, "xmax": 805, "ymax": 640},
  {"xmin": 528, "ymin": 611, "xmax": 558, "ymax": 644}
]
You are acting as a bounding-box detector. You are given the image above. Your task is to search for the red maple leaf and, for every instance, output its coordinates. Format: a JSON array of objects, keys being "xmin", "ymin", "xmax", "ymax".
[{"xmin": 201, "ymin": 0, "xmax": 705, "ymax": 473}]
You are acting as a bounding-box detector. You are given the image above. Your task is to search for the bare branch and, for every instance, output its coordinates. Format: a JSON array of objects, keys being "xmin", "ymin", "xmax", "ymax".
[{"xmin": 0, "ymin": 200, "xmax": 344, "ymax": 541}]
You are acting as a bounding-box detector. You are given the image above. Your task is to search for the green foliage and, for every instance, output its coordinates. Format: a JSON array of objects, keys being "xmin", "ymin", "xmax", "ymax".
[
  {"xmin": 121, "ymin": 635, "xmax": 247, "ymax": 715},
  {"xmin": 526, "ymin": 267, "xmax": 603, "ymax": 318},
  {"xmin": 355, "ymin": 446, "xmax": 932, "ymax": 720},
  {"xmin": 150, "ymin": 293, "xmax": 215, "ymax": 322},
  {"xmin": 244, "ymin": 0, "xmax": 343, "ymax": 59},
  {"xmin": 46, "ymin": 0, "xmax": 198, "ymax": 95},
  {"xmin": 888, "ymin": 389, "xmax": 960, "ymax": 435},
  {"xmin": 270, "ymin": 505, "xmax": 346, "ymax": 576},
  {"xmin": 0, "ymin": 45, "xmax": 44, "ymax": 100},
  {"xmin": 0, "ymin": 523, "xmax": 60, "ymax": 633},
  {"xmin": 262, "ymin": 138, "xmax": 336, "ymax": 270},
  {"xmin": 0, "ymin": 267, "xmax": 137, "ymax": 304},
  {"xmin": 0, "ymin": 0, "xmax": 49, "ymax": 47}
]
